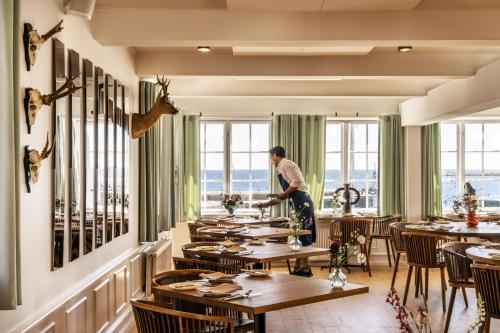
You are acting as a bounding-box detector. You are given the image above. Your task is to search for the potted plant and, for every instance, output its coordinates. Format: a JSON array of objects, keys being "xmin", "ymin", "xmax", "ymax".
[
  {"xmin": 453, "ymin": 193, "xmax": 480, "ymax": 227},
  {"xmin": 288, "ymin": 203, "xmax": 310, "ymax": 250},
  {"xmin": 328, "ymin": 229, "xmax": 367, "ymax": 288},
  {"xmin": 220, "ymin": 193, "xmax": 243, "ymax": 215}
]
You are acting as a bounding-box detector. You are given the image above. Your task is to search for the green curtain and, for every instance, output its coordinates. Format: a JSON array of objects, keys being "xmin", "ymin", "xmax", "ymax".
[
  {"xmin": 138, "ymin": 81, "xmax": 176, "ymax": 242},
  {"xmin": 421, "ymin": 124, "xmax": 442, "ymax": 219},
  {"xmin": 0, "ymin": 0, "xmax": 21, "ymax": 309},
  {"xmin": 378, "ymin": 114, "xmax": 406, "ymax": 218},
  {"xmin": 271, "ymin": 115, "xmax": 326, "ymax": 216},
  {"xmin": 183, "ymin": 115, "xmax": 200, "ymax": 221}
]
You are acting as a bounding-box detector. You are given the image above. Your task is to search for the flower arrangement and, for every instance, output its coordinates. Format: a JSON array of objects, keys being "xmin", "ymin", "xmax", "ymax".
[
  {"xmin": 466, "ymin": 293, "xmax": 485, "ymax": 333},
  {"xmin": 220, "ymin": 193, "xmax": 243, "ymax": 214},
  {"xmin": 329, "ymin": 228, "xmax": 367, "ymax": 287},
  {"xmin": 331, "ymin": 194, "xmax": 344, "ymax": 214},
  {"xmin": 288, "ymin": 202, "xmax": 311, "ymax": 250},
  {"xmin": 386, "ymin": 288, "xmax": 431, "ymax": 333},
  {"xmin": 453, "ymin": 193, "xmax": 480, "ymax": 226}
]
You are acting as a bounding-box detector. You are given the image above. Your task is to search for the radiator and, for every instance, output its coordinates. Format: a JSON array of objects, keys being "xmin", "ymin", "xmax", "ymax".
[
  {"xmin": 145, "ymin": 239, "xmax": 173, "ymax": 295},
  {"xmin": 311, "ymin": 222, "xmax": 331, "ymax": 262}
]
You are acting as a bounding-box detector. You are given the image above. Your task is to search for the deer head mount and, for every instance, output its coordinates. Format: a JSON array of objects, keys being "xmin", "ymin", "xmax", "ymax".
[
  {"xmin": 24, "ymin": 133, "xmax": 55, "ymax": 193},
  {"xmin": 130, "ymin": 76, "xmax": 179, "ymax": 139},
  {"xmin": 24, "ymin": 76, "xmax": 84, "ymax": 133},
  {"xmin": 23, "ymin": 20, "xmax": 64, "ymax": 71}
]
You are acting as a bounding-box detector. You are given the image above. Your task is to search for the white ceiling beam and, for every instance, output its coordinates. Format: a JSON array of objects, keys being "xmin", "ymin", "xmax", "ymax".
[
  {"xmin": 134, "ymin": 52, "xmax": 493, "ymax": 78},
  {"xmin": 93, "ymin": 9, "xmax": 500, "ymax": 47}
]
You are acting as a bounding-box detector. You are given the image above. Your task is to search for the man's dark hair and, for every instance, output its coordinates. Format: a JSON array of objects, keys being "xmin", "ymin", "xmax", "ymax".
[{"xmin": 269, "ymin": 146, "xmax": 286, "ymax": 158}]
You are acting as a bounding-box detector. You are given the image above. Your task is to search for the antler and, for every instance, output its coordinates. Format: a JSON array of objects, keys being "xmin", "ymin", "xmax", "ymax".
[
  {"xmin": 40, "ymin": 133, "xmax": 55, "ymax": 159},
  {"xmin": 42, "ymin": 76, "xmax": 85, "ymax": 105},
  {"xmin": 41, "ymin": 19, "xmax": 64, "ymax": 42},
  {"xmin": 155, "ymin": 75, "xmax": 171, "ymax": 99}
]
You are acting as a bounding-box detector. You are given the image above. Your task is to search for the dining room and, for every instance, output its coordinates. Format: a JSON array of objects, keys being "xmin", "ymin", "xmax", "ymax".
[{"xmin": 2, "ymin": 1, "xmax": 500, "ymax": 333}]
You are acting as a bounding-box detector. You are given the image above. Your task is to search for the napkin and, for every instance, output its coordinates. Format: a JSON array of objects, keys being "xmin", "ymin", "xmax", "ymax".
[
  {"xmin": 488, "ymin": 252, "xmax": 500, "ymax": 259},
  {"xmin": 224, "ymin": 245, "xmax": 246, "ymax": 253},
  {"xmin": 482, "ymin": 241, "xmax": 500, "ymax": 248},
  {"xmin": 196, "ymin": 283, "xmax": 242, "ymax": 295},
  {"xmin": 199, "ymin": 272, "xmax": 235, "ymax": 280},
  {"xmin": 218, "ymin": 240, "xmax": 239, "ymax": 247}
]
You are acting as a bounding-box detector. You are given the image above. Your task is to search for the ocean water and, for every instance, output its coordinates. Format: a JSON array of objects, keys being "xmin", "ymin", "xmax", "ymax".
[{"xmin": 442, "ymin": 169, "xmax": 500, "ymax": 208}]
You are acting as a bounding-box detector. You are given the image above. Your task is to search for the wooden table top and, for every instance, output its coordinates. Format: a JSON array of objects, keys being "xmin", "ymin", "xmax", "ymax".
[
  {"xmin": 466, "ymin": 246, "xmax": 500, "ymax": 265},
  {"xmin": 152, "ymin": 272, "xmax": 368, "ymax": 315},
  {"xmin": 183, "ymin": 242, "xmax": 330, "ymax": 264},
  {"xmin": 442, "ymin": 213, "xmax": 500, "ymax": 222},
  {"xmin": 197, "ymin": 216, "xmax": 289, "ymax": 226},
  {"xmin": 197, "ymin": 226, "xmax": 311, "ymax": 240},
  {"xmin": 404, "ymin": 221, "xmax": 500, "ymax": 241},
  {"xmin": 318, "ymin": 214, "xmax": 380, "ymax": 223}
]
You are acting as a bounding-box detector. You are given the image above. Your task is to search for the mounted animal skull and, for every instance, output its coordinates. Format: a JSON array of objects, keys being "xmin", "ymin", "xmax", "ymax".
[
  {"xmin": 23, "ymin": 20, "xmax": 63, "ymax": 71},
  {"xmin": 130, "ymin": 76, "xmax": 179, "ymax": 139},
  {"xmin": 24, "ymin": 134, "xmax": 55, "ymax": 192},
  {"xmin": 24, "ymin": 76, "xmax": 84, "ymax": 133}
]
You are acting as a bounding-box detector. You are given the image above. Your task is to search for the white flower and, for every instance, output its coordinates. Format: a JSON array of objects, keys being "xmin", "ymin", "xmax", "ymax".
[
  {"xmin": 357, "ymin": 235, "xmax": 366, "ymax": 245},
  {"xmin": 303, "ymin": 202, "xmax": 310, "ymax": 208},
  {"xmin": 357, "ymin": 253, "xmax": 367, "ymax": 264}
]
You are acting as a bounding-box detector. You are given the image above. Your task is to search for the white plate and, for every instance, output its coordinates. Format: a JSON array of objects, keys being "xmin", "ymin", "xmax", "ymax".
[
  {"xmin": 244, "ymin": 269, "xmax": 272, "ymax": 277},
  {"xmin": 168, "ymin": 281, "xmax": 200, "ymax": 290}
]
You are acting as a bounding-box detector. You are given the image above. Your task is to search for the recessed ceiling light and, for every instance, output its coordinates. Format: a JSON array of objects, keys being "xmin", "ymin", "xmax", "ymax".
[
  {"xmin": 197, "ymin": 46, "xmax": 211, "ymax": 53},
  {"xmin": 397, "ymin": 46, "xmax": 412, "ymax": 53}
]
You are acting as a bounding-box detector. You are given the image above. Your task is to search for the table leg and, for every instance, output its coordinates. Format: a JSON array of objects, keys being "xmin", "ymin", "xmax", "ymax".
[
  {"xmin": 254, "ymin": 263, "xmax": 264, "ymax": 269},
  {"xmin": 255, "ymin": 313, "xmax": 266, "ymax": 333}
]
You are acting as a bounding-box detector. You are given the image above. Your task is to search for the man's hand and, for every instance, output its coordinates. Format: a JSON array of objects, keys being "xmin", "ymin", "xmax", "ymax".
[{"xmin": 277, "ymin": 192, "xmax": 288, "ymax": 200}]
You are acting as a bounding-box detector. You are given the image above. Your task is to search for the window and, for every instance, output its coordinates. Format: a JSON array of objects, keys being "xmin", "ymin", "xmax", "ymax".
[
  {"xmin": 323, "ymin": 121, "xmax": 379, "ymax": 212},
  {"xmin": 440, "ymin": 121, "xmax": 500, "ymax": 211},
  {"xmin": 200, "ymin": 121, "xmax": 271, "ymax": 212}
]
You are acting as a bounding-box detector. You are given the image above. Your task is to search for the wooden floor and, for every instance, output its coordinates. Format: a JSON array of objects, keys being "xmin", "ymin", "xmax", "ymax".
[{"xmin": 266, "ymin": 264, "xmax": 499, "ymax": 333}]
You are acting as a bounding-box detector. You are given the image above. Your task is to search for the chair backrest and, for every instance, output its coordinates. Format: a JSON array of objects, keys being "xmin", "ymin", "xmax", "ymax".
[
  {"xmin": 152, "ymin": 269, "xmax": 213, "ymax": 287},
  {"xmin": 403, "ymin": 231, "xmax": 445, "ymax": 266},
  {"xmin": 173, "ymin": 257, "xmax": 242, "ymax": 274},
  {"xmin": 389, "ymin": 222, "xmax": 410, "ymax": 253},
  {"xmin": 187, "ymin": 222, "xmax": 207, "ymax": 235},
  {"xmin": 131, "ymin": 299, "xmax": 235, "ymax": 333},
  {"xmin": 189, "ymin": 234, "xmax": 219, "ymax": 243},
  {"xmin": 471, "ymin": 264, "xmax": 500, "ymax": 316},
  {"xmin": 372, "ymin": 215, "xmax": 401, "ymax": 237},
  {"xmin": 442, "ymin": 241, "xmax": 477, "ymax": 286},
  {"xmin": 329, "ymin": 218, "xmax": 372, "ymax": 245},
  {"xmin": 181, "ymin": 242, "xmax": 246, "ymax": 269}
]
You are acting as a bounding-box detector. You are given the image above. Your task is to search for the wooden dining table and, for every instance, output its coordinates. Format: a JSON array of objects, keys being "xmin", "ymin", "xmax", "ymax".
[
  {"xmin": 197, "ymin": 226, "xmax": 311, "ymax": 240},
  {"xmin": 466, "ymin": 246, "xmax": 500, "ymax": 265},
  {"xmin": 152, "ymin": 271, "xmax": 369, "ymax": 333},
  {"xmin": 196, "ymin": 216, "xmax": 289, "ymax": 226},
  {"xmin": 403, "ymin": 221, "xmax": 500, "ymax": 242},
  {"xmin": 183, "ymin": 242, "xmax": 330, "ymax": 264}
]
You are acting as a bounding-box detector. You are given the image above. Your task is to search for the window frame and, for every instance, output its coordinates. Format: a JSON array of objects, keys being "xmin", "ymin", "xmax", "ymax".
[
  {"xmin": 322, "ymin": 119, "xmax": 379, "ymax": 213},
  {"xmin": 441, "ymin": 120, "xmax": 500, "ymax": 212},
  {"xmin": 200, "ymin": 119, "xmax": 272, "ymax": 214}
]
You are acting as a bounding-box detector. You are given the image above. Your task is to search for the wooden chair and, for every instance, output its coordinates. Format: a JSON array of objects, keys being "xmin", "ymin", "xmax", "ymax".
[
  {"xmin": 182, "ymin": 242, "xmax": 247, "ymax": 269},
  {"xmin": 402, "ymin": 232, "xmax": 448, "ymax": 312},
  {"xmin": 471, "ymin": 264, "xmax": 500, "ymax": 333},
  {"xmin": 131, "ymin": 298, "xmax": 236, "ymax": 333},
  {"xmin": 442, "ymin": 242, "xmax": 478, "ymax": 333},
  {"xmin": 173, "ymin": 257, "xmax": 242, "ymax": 274},
  {"xmin": 328, "ymin": 218, "xmax": 372, "ymax": 277},
  {"xmin": 151, "ymin": 270, "xmax": 254, "ymax": 331},
  {"xmin": 188, "ymin": 223, "xmax": 220, "ymax": 242},
  {"xmin": 368, "ymin": 215, "xmax": 401, "ymax": 267},
  {"xmin": 389, "ymin": 222, "xmax": 411, "ymax": 288}
]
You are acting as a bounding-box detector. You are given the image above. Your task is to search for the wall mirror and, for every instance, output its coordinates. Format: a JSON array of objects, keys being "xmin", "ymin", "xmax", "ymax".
[
  {"xmin": 96, "ymin": 67, "xmax": 105, "ymax": 248},
  {"xmin": 105, "ymin": 74, "xmax": 115, "ymax": 243},
  {"xmin": 83, "ymin": 58, "xmax": 95, "ymax": 255},
  {"xmin": 115, "ymin": 81, "xmax": 123, "ymax": 237},
  {"xmin": 52, "ymin": 39, "xmax": 66, "ymax": 270},
  {"xmin": 123, "ymin": 87, "xmax": 129, "ymax": 234},
  {"xmin": 69, "ymin": 49, "xmax": 81, "ymax": 261}
]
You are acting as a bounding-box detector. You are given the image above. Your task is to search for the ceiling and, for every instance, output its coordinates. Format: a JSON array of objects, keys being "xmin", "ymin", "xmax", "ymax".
[{"xmin": 92, "ymin": 0, "xmax": 500, "ymax": 115}]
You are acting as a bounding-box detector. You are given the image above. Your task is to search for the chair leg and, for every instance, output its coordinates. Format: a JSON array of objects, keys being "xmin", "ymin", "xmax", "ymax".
[
  {"xmin": 462, "ymin": 287, "xmax": 469, "ymax": 308},
  {"xmin": 390, "ymin": 253, "xmax": 401, "ymax": 289},
  {"xmin": 328, "ymin": 254, "xmax": 334, "ymax": 273},
  {"xmin": 482, "ymin": 315, "xmax": 491, "ymax": 333},
  {"xmin": 440, "ymin": 267, "xmax": 447, "ymax": 312},
  {"xmin": 390, "ymin": 240, "xmax": 397, "ymax": 262},
  {"xmin": 286, "ymin": 260, "xmax": 292, "ymax": 274},
  {"xmin": 364, "ymin": 244, "xmax": 372, "ymax": 277},
  {"xmin": 444, "ymin": 287, "xmax": 457, "ymax": 333},
  {"xmin": 403, "ymin": 266, "xmax": 413, "ymax": 306},
  {"xmin": 383, "ymin": 239, "xmax": 392, "ymax": 267},
  {"xmin": 415, "ymin": 268, "xmax": 421, "ymax": 298},
  {"xmin": 368, "ymin": 238, "xmax": 373, "ymax": 259},
  {"xmin": 424, "ymin": 268, "xmax": 429, "ymax": 301}
]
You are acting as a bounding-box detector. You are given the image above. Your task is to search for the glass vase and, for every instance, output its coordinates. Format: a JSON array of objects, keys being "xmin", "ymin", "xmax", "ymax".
[
  {"xmin": 227, "ymin": 207, "xmax": 234, "ymax": 215},
  {"xmin": 289, "ymin": 236, "xmax": 302, "ymax": 250},
  {"xmin": 466, "ymin": 210, "xmax": 479, "ymax": 227},
  {"xmin": 329, "ymin": 268, "xmax": 347, "ymax": 288}
]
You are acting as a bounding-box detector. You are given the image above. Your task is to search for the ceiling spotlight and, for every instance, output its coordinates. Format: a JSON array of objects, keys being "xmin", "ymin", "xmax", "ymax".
[
  {"xmin": 197, "ymin": 46, "xmax": 211, "ymax": 53},
  {"xmin": 397, "ymin": 46, "xmax": 412, "ymax": 53}
]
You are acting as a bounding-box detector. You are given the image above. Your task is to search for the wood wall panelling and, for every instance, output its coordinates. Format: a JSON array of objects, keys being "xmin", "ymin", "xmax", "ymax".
[
  {"xmin": 94, "ymin": 279, "xmax": 111, "ymax": 333},
  {"xmin": 113, "ymin": 265, "xmax": 128, "ymax": 315},
  {"xmin": 65, "ymin": 297, "xmax": 87, "ymax": 333},
  {"xmin": 130, "ymin": 254, "xmax": 142, "ymax": 298}
]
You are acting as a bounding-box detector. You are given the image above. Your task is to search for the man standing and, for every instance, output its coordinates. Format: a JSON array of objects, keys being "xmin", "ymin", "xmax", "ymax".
[{"xmin": 257, "ymin": 146, "xmax": 316, "ymax": 277}]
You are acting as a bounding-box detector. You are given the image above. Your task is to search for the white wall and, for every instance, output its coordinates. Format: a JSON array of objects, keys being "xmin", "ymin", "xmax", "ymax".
[
  {"xmin": 405, "ymin": 126, "xmax": 422, "ymax": 221},
  {"xmin": 0, "ymin": 1, "xmax": 139, "ymax": 332}
]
